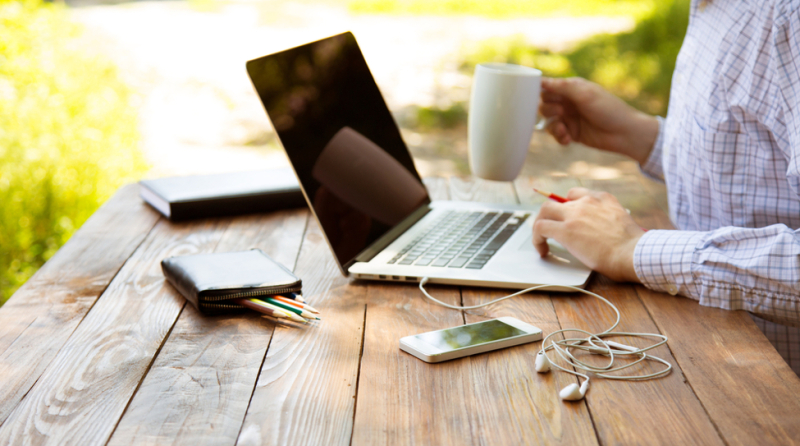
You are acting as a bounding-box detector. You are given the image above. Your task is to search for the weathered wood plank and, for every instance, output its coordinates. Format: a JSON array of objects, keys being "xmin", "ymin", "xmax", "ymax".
[
  {"xmin": 638, "ymin": 289, "xmax": 800, "ymax": 445},
  {"xmin": 527, "ymin": 176, "xmax": 723, "ymax": 444},
  {"xmin": 236, "ymin": 218, "xmax": 367, "ymax": 446},
  {"xmin": 351, "ymin": 282, "xmax": 475, "ymax": 446},
  {"xmin": 351, "ymin": 176, "xmax": 484, "ymax": 445},
  {"xmin": 107, "ymin": 209, "xmax": 309, "ymax": 446},
  {"xmin": 0, "ymin": 217, "xmax": 230, "ymax": 445},
  {"xmin": 550, "ymin": 277, "xmax": 725, "ymax": 445},
  {"xmin": 456, "ymin": 176, "xmax": 598, "ymax": 446},
  {"xmin": 0, "ymin": 184, "xmax": 160, "ymax": 426},
  {"xmin": 587, "ymin": 177, "xmax": 800, "ymax": 445},
  {"xmin": 422, "ymin": 176, "xmax": 450, "ymax": 202}
]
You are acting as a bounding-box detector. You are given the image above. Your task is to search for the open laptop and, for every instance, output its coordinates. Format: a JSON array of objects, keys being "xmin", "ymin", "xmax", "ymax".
[{"xmin": 246, "ymin": 32, "xmax": 592, "ymax": 290}]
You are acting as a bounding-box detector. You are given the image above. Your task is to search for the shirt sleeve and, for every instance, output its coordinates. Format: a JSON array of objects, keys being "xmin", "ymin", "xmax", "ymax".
[
  {"xmin": 634, "ymin": 225, "xmax": 800, "ymax": 327},
  {"xmin": 774, "ymin": 3, "xmax": 800, "ymax": 194},
  {"xmin": 639, "ymin": 115, "xmax": 666, "ymax": 182}
]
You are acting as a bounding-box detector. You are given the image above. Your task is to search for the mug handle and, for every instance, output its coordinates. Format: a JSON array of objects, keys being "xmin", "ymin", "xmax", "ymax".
[{"xmin": 534, "ymin": 116, "xmax": 556, "ymax": 131}]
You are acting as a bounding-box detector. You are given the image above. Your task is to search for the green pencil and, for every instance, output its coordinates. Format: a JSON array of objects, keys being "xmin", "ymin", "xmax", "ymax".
[{"xmin": 259, "ymin": 297, "xmax": 321, "ymax": 320}]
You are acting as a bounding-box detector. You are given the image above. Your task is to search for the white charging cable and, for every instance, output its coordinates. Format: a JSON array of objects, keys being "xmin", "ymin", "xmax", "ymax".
[{"xmin": 418, "ymin": 277, "xmax": 671, "ymax": 401}]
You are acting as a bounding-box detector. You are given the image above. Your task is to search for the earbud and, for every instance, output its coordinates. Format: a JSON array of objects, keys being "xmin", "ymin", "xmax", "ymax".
[
  {"xmin": 559, "ymin": 380, "xmax": 590, "ymax": 401},
  {"xmin": 535, "ymin": 351, "xmax": 551, "ymax": 372},
  {"xmin": 418, "ymin": 278, "xmax": 672, "ymax": 404}
]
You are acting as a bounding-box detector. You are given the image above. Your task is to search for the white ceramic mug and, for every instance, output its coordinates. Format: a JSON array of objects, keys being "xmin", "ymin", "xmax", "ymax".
[{"xmin": 468, "ymin": 63, "xmax": 543, "ymax": 181}]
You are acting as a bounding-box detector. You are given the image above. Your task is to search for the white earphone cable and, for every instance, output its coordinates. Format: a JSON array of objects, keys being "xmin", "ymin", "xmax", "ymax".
[{"xmin": 418, "ymin": 277, "xmax": 672, "ymax": 398}]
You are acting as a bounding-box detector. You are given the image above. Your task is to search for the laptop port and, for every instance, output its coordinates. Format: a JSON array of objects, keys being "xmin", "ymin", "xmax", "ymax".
[
  {"xmin": 379, "ymin": 275, "xmax": 386, "ymax": 279},
  {"xmin": 406, "ymin": 276, "xmax": 418, "ymax": 281},
  {"xmin": 392, "ymin": 275, "xmax": 401, "ymax": 280}
]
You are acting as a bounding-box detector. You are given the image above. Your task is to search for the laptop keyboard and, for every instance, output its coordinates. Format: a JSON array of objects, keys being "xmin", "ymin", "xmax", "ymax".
[{"xmin": 387, "ymin": 210, "xmax": 530, "ymax": 269}]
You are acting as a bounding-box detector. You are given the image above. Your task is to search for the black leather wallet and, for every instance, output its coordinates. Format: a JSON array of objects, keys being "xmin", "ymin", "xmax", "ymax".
[{"xmin": 161, "ymin": 249, "xmax": 302, "ymax": 315}]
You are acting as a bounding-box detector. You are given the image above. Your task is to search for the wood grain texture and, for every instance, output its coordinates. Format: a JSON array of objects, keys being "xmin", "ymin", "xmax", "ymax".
[
  {"xmin": 352, "ymin": 282, "xmax": 477, "ymax": 446},
  {"xmin": 525, "ymin": 176, "xmax": 724, "ymax": 444},
  {"xmin": 550, "ymin": 277, "xmax": 725, "ymax": 445},
  {"xmin": 107, "ymin": 209, "xmax": 309, "ymax": 446},
  {"xmin": 0, "ymin": 217, "xmax": 231, "ymax": 445},
  {"xmin": 237, "ymin": 218, "xmax": 367, "ymax": 446},
  {"xmin": 456, "ymin": 175, "xmax": 598, "ymax": 446},
  {"xmin": 638, "ymin": 288, "xmax": 800, "ymax": 446},
  {"xmin": 422, "ymin": 176, "xmax": 451, "ymax": 202},
  {"xmin": 591, "ymin": 176, "xmax": 800, "ymax": 445},
  {"xmin": 0, "ymin": 184, "xmax": 160, "ymax": 426},
  {"xmin": 346, "ymin": 176, "xmax": 479, "ymax": 446}
]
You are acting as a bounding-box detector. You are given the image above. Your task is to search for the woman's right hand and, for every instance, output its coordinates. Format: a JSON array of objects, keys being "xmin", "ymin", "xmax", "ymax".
[{"xmin": 539, "ymin": 77, "xmax": 660, "ymax": 165}]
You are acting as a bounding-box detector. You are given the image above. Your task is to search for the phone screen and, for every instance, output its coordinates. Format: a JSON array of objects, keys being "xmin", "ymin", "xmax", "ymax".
[{"xmin": 415, "ymin": 320, "xmax": 526, "ymax": 352}]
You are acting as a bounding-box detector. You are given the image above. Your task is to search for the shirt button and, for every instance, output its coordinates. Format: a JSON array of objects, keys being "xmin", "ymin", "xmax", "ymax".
[{"xmin": 666, "ymin": 284, "xmax": 679, "ymax": 295}]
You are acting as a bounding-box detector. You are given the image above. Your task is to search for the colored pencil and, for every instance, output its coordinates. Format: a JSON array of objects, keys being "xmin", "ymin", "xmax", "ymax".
[
  {"xmin": 243, "ymin": 298, "xmax": 307, "ymax": 323},
  {"xmin": 234, "ymin": 298, "xmax": 296, "ymax": 322},
  {"xmin": 274, "ymin": 295, "xmax": 320, "ymax": 314},
  {"xmin": 261, "ymin": 297, "xmax": 320, "ymax": 320},
  {"xmin": 533, "ymin": 188, "xmax": 568, "ymax": 203},
  {"xmin": 286, "ymin": 292, "xmax": 305, "ymax": 303}
]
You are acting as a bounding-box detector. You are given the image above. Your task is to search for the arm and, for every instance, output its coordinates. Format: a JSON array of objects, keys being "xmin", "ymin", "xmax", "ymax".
[
  {"xmin": 635, "ymin": 226, "xmax": 800, "ymax": 327},
  {"xmin": 539, "ymin": 77, "xmax": 660, "ymax": 165}
]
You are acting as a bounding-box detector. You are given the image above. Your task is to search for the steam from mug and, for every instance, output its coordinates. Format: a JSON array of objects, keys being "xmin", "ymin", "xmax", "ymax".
[{"xmin": 468, "ymin": 63, "xmax": 542, "ymax": 181}]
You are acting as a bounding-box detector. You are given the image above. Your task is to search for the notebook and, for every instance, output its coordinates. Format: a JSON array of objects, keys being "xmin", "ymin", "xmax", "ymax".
[
  {"xmin": 246, "ymin": 32, "xmax": 592, "ymax": 290},
  {"xmin": 139, "ymin": 168, "xmax": 305, "ymax": 221}
]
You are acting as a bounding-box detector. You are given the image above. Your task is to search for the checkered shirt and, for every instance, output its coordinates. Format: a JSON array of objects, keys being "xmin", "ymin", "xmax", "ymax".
[{"xmin": 633, "ymin": 0, "xmax": 800, "ymax": 375}]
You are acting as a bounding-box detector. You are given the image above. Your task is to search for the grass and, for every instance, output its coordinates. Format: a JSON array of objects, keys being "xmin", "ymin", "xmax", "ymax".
[{"xmin": 0, "ymin": 0, "xmax": 148, "ymax": 306}]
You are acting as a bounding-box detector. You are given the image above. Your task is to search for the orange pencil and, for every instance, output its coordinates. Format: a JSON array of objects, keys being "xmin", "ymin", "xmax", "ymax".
[{"xmin": 274, "ymin": 295, "xmax": 320, "ymax": 314}]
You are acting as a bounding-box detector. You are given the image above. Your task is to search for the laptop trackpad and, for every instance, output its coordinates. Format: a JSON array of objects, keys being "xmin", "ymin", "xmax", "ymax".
[{"xmin": 518, "ymin": 234, "xmax": 572, "ymax": 264}]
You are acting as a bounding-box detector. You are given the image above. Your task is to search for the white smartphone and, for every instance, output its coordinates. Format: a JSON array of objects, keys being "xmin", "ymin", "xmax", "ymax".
[{"xmin": 399, "ymin": 317, "xmax": 543, "ymax": 363}]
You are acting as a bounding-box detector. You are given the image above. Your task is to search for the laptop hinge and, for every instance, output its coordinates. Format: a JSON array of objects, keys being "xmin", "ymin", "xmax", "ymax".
[{"xmin": 345, "ymin": 203, "xmax": 432, "ymax": 269}]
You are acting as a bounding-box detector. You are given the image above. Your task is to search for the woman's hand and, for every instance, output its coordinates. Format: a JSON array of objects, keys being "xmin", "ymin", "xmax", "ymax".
[
  {"xmin": 532, "ymin": 188, "xmax": 645, "ymax": 283},
  {"xmin": 539, "ymin": 77, "xmax": 660, "ymax": 165}
]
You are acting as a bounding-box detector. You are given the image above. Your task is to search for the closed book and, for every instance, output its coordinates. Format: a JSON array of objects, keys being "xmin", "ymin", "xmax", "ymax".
[{"xmin": 139, "ymin": 168, "xmax": 305, "ymax": 221}]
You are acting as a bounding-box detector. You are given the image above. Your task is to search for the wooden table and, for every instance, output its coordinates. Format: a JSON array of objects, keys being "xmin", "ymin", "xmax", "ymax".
[{"xmin": 1, "ymin": 174, "xmax": 799, "ymax": 446}]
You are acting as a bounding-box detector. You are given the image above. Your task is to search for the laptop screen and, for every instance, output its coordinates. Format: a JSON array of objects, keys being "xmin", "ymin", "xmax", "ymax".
[{"xmin": 247, "ymin": 32, "xmax": 430, "ymax": 269}]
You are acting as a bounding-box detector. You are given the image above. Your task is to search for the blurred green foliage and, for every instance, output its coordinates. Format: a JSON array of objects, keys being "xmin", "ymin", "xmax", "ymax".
[
  {"xmin": 411, "ymin": 103, "xmax": 467, "ymax": 131},
  {"xmin": 0, "ymin": 0, "xmax": 148, "ymax": 305},
  {"xmin": 349, "ymin": 0, "xmax": 657, "ymax": 19},
  {"xmin": 460, "ymin": 0, "xmax": 690, "ymax": 116}
]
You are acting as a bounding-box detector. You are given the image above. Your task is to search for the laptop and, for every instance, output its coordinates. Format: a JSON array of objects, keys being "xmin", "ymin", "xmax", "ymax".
[{"xmin": 246, "ymin": 32, "xmax": 592, "ymax": 290}]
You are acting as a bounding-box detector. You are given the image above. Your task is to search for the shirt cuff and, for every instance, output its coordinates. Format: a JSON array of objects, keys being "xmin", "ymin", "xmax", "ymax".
[
  {"xmin": 633, "ymin": 229, "xmax": 706, "ymax": 298},
  {"xmin": 639, "ymin": 115, "xmax": 665, "ymax": 181}
]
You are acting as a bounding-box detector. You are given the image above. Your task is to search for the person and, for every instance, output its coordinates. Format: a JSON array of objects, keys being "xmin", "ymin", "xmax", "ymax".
[{"xmin": 533, "ymin": 0, "xmax": 800, "ymax": 376}]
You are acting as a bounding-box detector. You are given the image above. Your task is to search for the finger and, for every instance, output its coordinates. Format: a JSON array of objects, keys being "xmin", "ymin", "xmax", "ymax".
[
  {"xmin": 538, "ymin": 102, "xmax": 564, "ymax": 118},
  {"xmin": 532, "ymin": 219, "xmax": 564, "ymax": 257},
  {"xmin": 548, "ymin": 120, "xmax": 571, "ymax": 145},
  {"xmin": 535, "ymin": 200, "xmax": 567, "ymax": 221},
  {"xmin": 541, "ymin": 90, "xmax": 564, "ymax": 103},
  {"xmin": 566, "ymin": 187, "xmax": 592, "ymax": 200},
  {"xmin": 540, "ymin": 77, "xmax": 587, "ymax": 103}
]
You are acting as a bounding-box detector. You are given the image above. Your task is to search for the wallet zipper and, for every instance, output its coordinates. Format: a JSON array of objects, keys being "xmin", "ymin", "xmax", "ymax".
[
  {"xmin": 201, "ymin": 285, "xmax": 302, "ymax": 302},
  {"xmin": 201, "ymin": 302, "xmax": 246, "ymax": 311}
]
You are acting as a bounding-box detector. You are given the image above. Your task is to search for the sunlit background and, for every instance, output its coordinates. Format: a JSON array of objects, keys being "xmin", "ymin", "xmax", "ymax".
[{"xmin": 0, "ymin": 0, "xmax": 688, "ymax": 305}]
